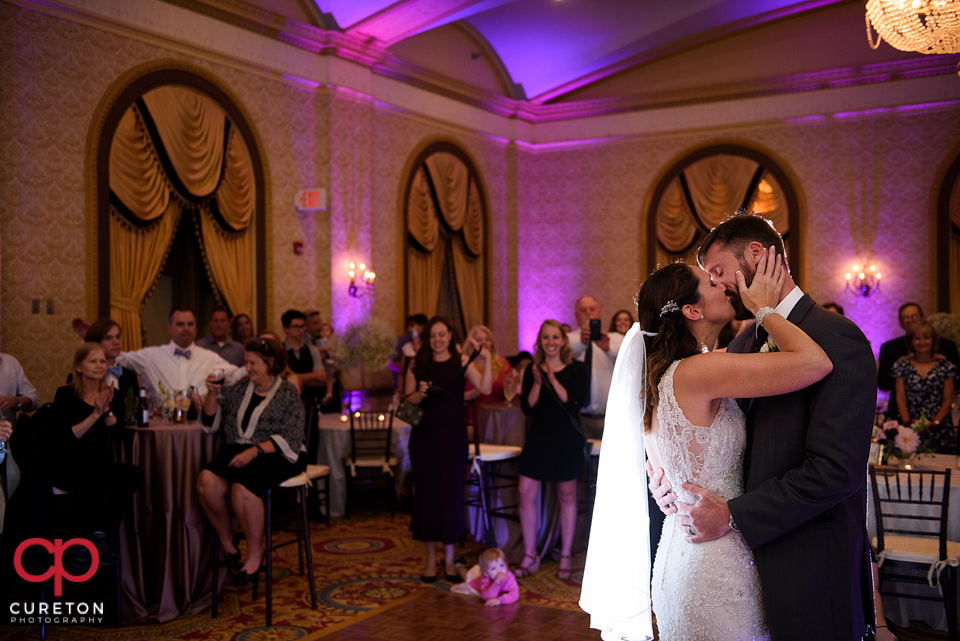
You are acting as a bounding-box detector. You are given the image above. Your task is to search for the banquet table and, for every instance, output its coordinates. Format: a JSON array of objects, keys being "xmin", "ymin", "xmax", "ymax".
[
  {"xmin": 467, "ymin": 401, "xmax": 592, "ymax": 562},
  {"xmin": 114, "ymin": 419, "xmax": 218, "ymax": 624},
  {"xmin": 868, "ymin": 454, "xmax": 960, "ymax": 632},
  {"xmin": 315, "ymin": 412, "xmax": 412, "ymax": 518}
]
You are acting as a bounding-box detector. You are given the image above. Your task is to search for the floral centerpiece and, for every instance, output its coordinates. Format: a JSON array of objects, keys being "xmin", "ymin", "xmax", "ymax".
[
  {"xmin": 873, "ymin": 414, "xmax": 934, "ymax": 464},
  {"xmin": 331, "ymin": 318, "xmax": 394, "ymax": 390}
]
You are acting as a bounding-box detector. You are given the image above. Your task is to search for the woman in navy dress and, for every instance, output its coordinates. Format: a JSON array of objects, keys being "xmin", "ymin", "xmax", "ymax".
[
  {"xmin": 405, "ymin": 316, "xmax": 492, "ymax": 581},
  {"xmin": 893, "ymin": 321, "xmax": 957, "ymax": 453}
]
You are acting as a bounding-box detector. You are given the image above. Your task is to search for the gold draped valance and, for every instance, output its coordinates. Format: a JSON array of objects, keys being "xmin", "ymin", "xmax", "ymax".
[
  {"xmin": 656, "ymin": 179, "xmax": 698, "ymax": 253},
  {"xmin": 198, "ymin": 206, "xmax": 252, "ymax": 315},
  {"xmin": 214, "ymin": 128, "xmax": 254, "ymax": 231},
  {"xmin": 141, "ymin": 86, "xmax": 225, "ymax": 198},
  {"xmin": 683, "ymin": 154, "xmax": 759, "ymax": 229},
  {"xmin": 463, "ymin": 179, "xmax": 484, "ymax": 257},
  {"xmin": 407, "ymin": 167, "xmax": 439, "ymax": 252},
  {"xmin": 425, "ymin": 152, "xmax": 469, "ymax": 231},
  {"xmin": 747, "ymin": 173, "xmax": 789, "ymax": 239},
  {"xmin": 109, "ymin": 108, "xmax": 170, "ymax": 222}
]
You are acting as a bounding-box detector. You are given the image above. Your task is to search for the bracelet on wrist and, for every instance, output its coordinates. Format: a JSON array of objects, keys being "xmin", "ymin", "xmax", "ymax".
[{"xmin": 755, "ymin": 307, "xmax": 780, "ymax": 328}]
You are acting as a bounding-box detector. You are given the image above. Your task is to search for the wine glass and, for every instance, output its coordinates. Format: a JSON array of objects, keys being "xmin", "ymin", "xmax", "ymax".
[{"xmin": 213, "ymin": 368, "xmax": 225, "ymax": 399}]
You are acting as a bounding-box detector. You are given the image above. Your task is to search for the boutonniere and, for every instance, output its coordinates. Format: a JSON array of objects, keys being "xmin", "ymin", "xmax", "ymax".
[{"xmin": 759, "ymin": 337, "xmax": 779, "ymax": 353}]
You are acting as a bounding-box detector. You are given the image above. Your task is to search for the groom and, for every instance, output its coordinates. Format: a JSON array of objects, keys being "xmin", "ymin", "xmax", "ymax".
[{"xmin": 648, "ymin": 213, "xmax": 876, "ymax": 640}]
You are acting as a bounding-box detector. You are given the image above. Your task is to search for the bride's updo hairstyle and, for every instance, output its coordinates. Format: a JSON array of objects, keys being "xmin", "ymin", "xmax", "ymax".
[{"xmin": 636, "ymin": 263, "xmax": 701, "ymax": 432}]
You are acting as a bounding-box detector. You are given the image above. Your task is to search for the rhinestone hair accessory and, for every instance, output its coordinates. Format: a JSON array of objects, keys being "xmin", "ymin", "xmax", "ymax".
[{"xmin": 660, "ymin": 300, "xmax": 679, "ymax": 317}]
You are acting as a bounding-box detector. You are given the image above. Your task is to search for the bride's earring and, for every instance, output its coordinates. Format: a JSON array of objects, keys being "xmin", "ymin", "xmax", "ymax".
[{"xmin": 699, "ymin": 313, "xmax": 704, "ymax": 319}]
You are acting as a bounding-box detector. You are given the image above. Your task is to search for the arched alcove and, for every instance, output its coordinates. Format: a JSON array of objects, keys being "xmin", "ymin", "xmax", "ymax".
[
  {"xmin": 402, "ymin": 141, "xmax": 488, "ymax": 338},
  {"xmin": 936, "ymin": 151, "xmax": 960, "ymax": 315},
  {"xmin": 646, "ymin": 145, "xmax": 800, "ymax": 279},
  {"xmin": 91, "ymin": 67, "xmax": 267, "ymax": 349}
]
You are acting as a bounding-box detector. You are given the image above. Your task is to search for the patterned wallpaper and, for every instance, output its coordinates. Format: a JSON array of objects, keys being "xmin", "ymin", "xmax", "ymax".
[
  {"xmin": 2, "ymin": 1, "xmax": 958, "ymax": 404},
  {"xmin": 515, "ymin": 112, "xmax": 960, "ymax": 355}
]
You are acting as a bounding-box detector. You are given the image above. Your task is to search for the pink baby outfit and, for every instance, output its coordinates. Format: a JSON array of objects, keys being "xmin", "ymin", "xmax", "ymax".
[{"xmin": 468, "ymin": 572, "xmax": 520, "ymax": 604}]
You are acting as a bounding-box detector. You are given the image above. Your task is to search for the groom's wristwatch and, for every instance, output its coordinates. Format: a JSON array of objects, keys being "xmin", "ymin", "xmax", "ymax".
[{"xmin": 728, "ymin": 514, "xmax": 739, "ymax": 532}]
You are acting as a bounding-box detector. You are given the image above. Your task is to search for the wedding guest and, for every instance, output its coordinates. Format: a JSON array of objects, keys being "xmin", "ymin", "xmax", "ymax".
[
  {"xmin": 195, "ymin": 337, "xmax": 306, "ymax": 581},
  {"xmin": 608, "ymin": 309, "xmax": 635, "ymax": 336},
  {"xmin": 515, "ymin": 320, "xmax": 588, "ymax": 580},
  {"xmin": 879, "ymin": 302, "xmax": 959, "ymax": 421},
  {"xmin": 315, "ymin": 323, "xmax": 337, "ymax": 405},
  {"xmin": 451, "ymin": 548, "xmax": 520, "ymax": 607},
  {"xmin": 405, "ymin": 316, "xmax": 491, "ymax": 581},
  {"xmin": 50, "ymin": 343, "xmax": 142, "ymax": 569},
  {"xmin": 390, "ymin": 314, "xmax": 427, "ymax": 398},
  {"xmin": 304, "ymin": 309, "xmax": 323, "ymax": 345},
  {"xmin": 117, "ymin": 309, "xmax": 240, "ymax": 408},
  {"xmin": 198, "ymin": 307, "xmax": 245, "ymax": 367},
  {"xmin": 892, "ymin": 321, "xmax": 957, "ymax": 453},
  {"xmin": 231, "ymin": 313, "xmax": 255, "ymax": 346},
  {"xmin": 0, "ymin": 353, "xmax": 39, "ymax": 424},
  {"xmin": 259, "ymin": 330, "xmax": 302, "ymax": 394},
  {"xmin": 823, "ymin": 302, "xmax": 844, "ymax": 316},
  {"xmin": 464, "ymin": 325, "xmax": 511, "ymax": 403},
  {"xmin": 78, "ymin": 319, "xmax": 140, "ymax": 423},
  {"xmin": 568, "ymin": 296, "xmax": 623, "ymax": 439},
  {"xmin": 281, "ymin": 310, "xmax": 327, "ymax": 402}
]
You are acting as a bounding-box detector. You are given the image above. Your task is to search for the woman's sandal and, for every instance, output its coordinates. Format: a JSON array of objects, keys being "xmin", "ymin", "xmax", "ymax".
[
  {"xmin": 513, "ymin": 553, "xmax": 540, "ymax": 578},
  {"xmin": 557, "ymin": 555, "xmax": 573, "ymax": 580}
]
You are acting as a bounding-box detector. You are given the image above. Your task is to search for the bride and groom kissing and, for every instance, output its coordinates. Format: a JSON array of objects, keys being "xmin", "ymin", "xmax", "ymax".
[{"xmin": 581, "ymin": 213, "xmax": 877, "ymax": 641}]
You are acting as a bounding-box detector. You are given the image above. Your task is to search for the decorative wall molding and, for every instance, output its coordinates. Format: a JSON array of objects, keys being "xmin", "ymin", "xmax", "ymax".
[{"xmin": 5, "ymin": 0, "xmax": 960, "ymax": 142}]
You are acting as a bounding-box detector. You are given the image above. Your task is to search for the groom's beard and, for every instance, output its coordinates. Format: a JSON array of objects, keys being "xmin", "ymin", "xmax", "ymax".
[{"xmin": 727, "ymin": 260, "xmax": 756, "ymax": 321}]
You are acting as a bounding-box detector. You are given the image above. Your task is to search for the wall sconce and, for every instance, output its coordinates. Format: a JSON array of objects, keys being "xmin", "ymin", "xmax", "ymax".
[
  {"xmin": 348, "ymin": 261, "xmax": 375, "ymax": 298},
  {"xmin": 845, "ymin": 262, "xmax": 882, "ymax": 297}
]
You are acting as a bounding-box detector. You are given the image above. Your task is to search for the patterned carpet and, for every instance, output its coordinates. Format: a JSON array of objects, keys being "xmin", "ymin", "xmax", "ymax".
[{"xmin": 1, "ymin": 512, "xmax": 587, "ymax": 641}]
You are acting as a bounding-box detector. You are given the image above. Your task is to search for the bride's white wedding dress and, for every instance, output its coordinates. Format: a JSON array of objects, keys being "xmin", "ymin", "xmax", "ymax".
[{"xmin": 651, "ymin": 360, "xmax": 769, "ymax": 641}]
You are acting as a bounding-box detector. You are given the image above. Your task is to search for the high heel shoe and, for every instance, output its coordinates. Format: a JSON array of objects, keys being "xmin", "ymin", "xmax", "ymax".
[
  {"xmin": 513, "ymin": 553, "xmax": 540, "ymax": 578},
  {"xmin": 231, "ymin": 562, "xmax": 264, "ymax": 587},
  {"xmin": 444, "ymin": 562, "xmax": 459, "ymax": 583},
  {"xmin": 222, "ymin": 550, "xmax": 242, "ymax": 570},
  {"xmin": 557, "ymin": 555, "xmax": 573, "ymax": 580}
]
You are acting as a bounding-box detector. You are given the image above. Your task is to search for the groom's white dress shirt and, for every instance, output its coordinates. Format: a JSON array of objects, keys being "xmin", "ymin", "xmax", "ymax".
[
  {"xmin": 776, "ymin": 285, "xmax": 803, "ymax": 319},
  {"xmin": 118, "ymin": 341, "xmax": 241, "ymax": 404}
]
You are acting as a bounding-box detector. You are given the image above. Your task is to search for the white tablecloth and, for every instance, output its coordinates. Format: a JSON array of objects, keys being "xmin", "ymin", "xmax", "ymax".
[
  {"xmin": 315, "ymin": 413, "xmax": 411, "ymax": 518},
  {"xmin": 868, "ymin": 455, "xmax": 960, "ymax": 632}
]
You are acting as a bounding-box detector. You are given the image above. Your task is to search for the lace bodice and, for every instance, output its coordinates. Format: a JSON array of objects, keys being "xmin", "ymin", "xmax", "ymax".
[
  {"xmin": 651, "ymin": 359, "xmax": 769, "ymax": 641},
  {"xmin": 656, "ymin": 359, "xmax": 746, "ymax": 506}
]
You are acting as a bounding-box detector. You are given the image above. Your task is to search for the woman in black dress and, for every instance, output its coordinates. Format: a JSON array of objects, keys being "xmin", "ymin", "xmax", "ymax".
[
  {"xmin": 82, "ymin": 318, "xmax": 140, "ymax": 422},
  {"xmin": 515, "ymin": 320, "xmax": 588, "ymax": 580},
  {"xmin": 50, "ymin": 342, "xmax": 143, "ymax": 569},
  {"xmin": 195, "ymin": 337, "xmax": 306, "ymax": 581},
  {"xmin": 405, "ymin": 316, "xmax": 492, "ymax": 581}
]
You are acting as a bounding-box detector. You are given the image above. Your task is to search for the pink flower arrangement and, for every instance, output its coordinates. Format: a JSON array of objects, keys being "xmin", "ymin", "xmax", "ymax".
[{"xmin": 894, "ymin": 426, "xmax": 920, "ymax": 454}]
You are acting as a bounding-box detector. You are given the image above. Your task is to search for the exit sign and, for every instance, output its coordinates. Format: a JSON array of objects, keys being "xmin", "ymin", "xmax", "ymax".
[{"xmin": 295, "ymin": 188, "xmax": 326, "ymax": 212}]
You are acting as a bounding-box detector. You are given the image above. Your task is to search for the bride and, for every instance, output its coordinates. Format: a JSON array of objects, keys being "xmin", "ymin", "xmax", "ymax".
[{"xmin": 580, "ymin": 247, "xmax": 832, "ymax": 640}]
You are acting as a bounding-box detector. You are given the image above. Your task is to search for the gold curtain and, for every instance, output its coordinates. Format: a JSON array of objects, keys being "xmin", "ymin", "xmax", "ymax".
[
  {"xmin": 407, "ymin": 167, "xmax": 439, "ymax": 251},
  {"xmin": 109, "ymin": 203, "xmax": 180, "ymax": 351},
  {"xmin": 463, "ymin": 179, "xmax": 484, "ymax": 256},
  {"xmin": 451, "ymin": 239, "xmax": 484, "ymax": 331},
  {"xmin": 747, "ymin": 172, "xmax": 790, "ymax": 236},
  {"xmin": 425, "ymin": 152, "xmax": 469, "ymax": 231},
  {"xmin": 656, "ymin": 178, "xmax": 698, "ymax": 252},
  {"xmin": 684, "ymin": 155, "xmax": 759, "ymax": 228},
  {"xmin": 407, "ymin": 246, "xmax": 444, "ymax": 318},
  {"xmin": 141, "ymin": 86, "xmax": 225, "ymax": 198},
  {"xmin": 109, "ymin": 108, "xmax": 170, "ymax": 221},
  {"xmin": 214, "ymin": 129, "xmax": 254, "ymax": 231},
  {"xmin": 198, "ymin": 205, "xmax": 252, "ymax": 315}
]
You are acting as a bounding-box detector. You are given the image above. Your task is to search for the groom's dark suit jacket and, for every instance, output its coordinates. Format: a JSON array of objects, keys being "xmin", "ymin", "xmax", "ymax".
[{"xmin": 727, "ymin": 294, "xmax": 876, "ymax": 641}]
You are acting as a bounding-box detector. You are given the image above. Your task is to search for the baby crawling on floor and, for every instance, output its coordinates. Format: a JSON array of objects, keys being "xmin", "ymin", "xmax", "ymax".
[{"xmin": 451, "ymin": 548, "xmax": 520, "ymax": 607}]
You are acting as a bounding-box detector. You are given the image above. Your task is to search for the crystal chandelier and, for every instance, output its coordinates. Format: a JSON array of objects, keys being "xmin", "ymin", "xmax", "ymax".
[{"xmin": 866, "ymin": 0, "xmax": 960, "ymax": 54}]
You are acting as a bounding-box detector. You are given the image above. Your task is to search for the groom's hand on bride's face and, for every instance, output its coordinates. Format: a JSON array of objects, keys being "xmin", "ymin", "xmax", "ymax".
[
  {"xmin": 645, "ymin": 462, "xmax": 678, "ymax": 515},
  {"xmin": 677, "ymin": 484, "xmax": 731, "ymax": 544}
]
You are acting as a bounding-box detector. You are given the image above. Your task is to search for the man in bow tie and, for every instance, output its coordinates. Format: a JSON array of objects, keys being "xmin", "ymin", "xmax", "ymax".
[{"xmin": 118, "ymin": 309, "xmax": 241, "ymax": 410}]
